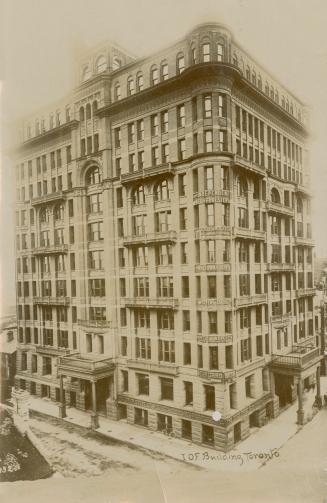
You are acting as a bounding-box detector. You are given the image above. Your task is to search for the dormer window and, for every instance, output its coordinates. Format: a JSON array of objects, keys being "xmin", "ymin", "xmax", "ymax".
[
  {"xmin": 136, "ymin": 73, "xmax": 144, "ymax": 91},
  {"xmin": 258, "ymin": 75, "xmax": 262, "ymax": 90},
  {"xmin": 176, "ymin": 53, "xmax": 185, "ymax": 74},
  {"xmin": 202, "ymin": 43, "xmax": 211, "ymax": 62},
  {"xmin": 151, "ymin": 66, "xmax": 159, "ymax": 85},
  {"xmin": 252, "ymin": 71, "xmax": 256, "ymax": 85},
  {"xmin": 82, "ymin": 65, "xmax": 91, "ymax": 82},
  {"xmin": 161, "ymin": 62, "xmax": 169, "ymax": 81},
  {"xmin": 112, "ymin": 57, "xmax": 121, "ymax": 71},
  {"xmin": 191, "ymin": 46, "xmax": 197, "ymax": 64},
  {"xmin": 114, "ymin": 82, "xmax": 121, "ymax": 101},
  {"xmin": 96, "ymin": 55, "xmax": 106, "ymax": 73},
  {"xmin": 127, "ymin": 77, "xmax": 135, "ymax": 96}
]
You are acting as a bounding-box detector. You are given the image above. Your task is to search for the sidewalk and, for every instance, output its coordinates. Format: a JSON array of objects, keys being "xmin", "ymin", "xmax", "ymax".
[{"xmin": 27, "ymin": 378, "xmax": 327, "ymax": 473}]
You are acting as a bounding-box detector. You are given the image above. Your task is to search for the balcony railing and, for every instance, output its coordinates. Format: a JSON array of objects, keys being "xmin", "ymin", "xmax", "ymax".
[
  {"xmin": 78, "ymin": 319, "xmax": 111, "ymax": 329},
  {"xmin": 233, "ymin": 227, "xmax": 266, "ymax": 240},
  {"xmin": 295, "ymin": 183, "xmax": 312, "ymax": 198},
  {"xmin": 195, "ymin": 263, "xmax": 231, "ymax": 273},
  {"xmin": 124, "ymin": 297, "xmax": 179, "ymax": 309},
  {"xmin": 58, "ymin": 353, "xmax": 115, "ymax": 376},
  {"xmin": 296, "ymin": 288, "xmax": 316, "ymax": 297},
  {"xmin": 271, "ymin": 346, "xmax": 321, "ymax": 369},
  {"xmin": 266, "ymin": 201, "xmax": 294, "ymax": 217},
  {"xmin": 121, "ymin": 163, "xmax": 174, "ymax": 185},
  {"xmin": 31, "ymin": 190, "xmax": 66, "ymax": 206},
  {"xmin": 33, "ymin": 296, "xmax": 70, "ymax": 306},
  {"xmin": 267, "ymin": 263, "xmax": 295, "ymax": 272},
  {"xmin": 234, "ymin": 154, "xmax": 266, "ymax": 176},
  {"xmin": 193, "ymin": 189, "xmax": 230, "ymax": 205},
  {"xmin": 271, "ymin": 313, "xmax": 292, "ymax": 324},
  {"xmin": 195, "ymin": 226, "xmax": 230, "ymax": 239},
  {"xmin": 35, "ymin": 345, "xmax": 72, "ymax": 357},
  {"xmin": 32, "ymin": 244, "xmax": 68, "ymax": 256},
  {"xmin": 295, "ymin": 236, "xmax": 314, "ymax": 247},
  {"xmin": 234, "ymin": 294, "xmax": 267, "ymax": 308},
  {"xmin": 123, "ymin": 230, "xmax": 177, "ymax": 246},
  {"xmin": 127, "ymin": 359, "xmax": 179, "ymax": 376},
  {"xmin": 197, "ymin": 334, "xmax": 233, "ymax": 344},
  {"xmin": 198, "ymin": 369, "xmax": 236, "ymax": 383}
]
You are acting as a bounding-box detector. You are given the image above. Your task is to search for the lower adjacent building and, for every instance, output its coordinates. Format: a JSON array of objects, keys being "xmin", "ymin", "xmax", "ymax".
[
  {"xmin": 0, "ymin": 322, "xmax": 17, "ymax": 403},
  {"xmin": 13, "ymin": 22, "xmax": 323, "ymax": 451}
]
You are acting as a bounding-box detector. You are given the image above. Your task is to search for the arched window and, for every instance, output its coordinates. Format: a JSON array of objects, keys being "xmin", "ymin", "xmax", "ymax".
[
  {"xmin": 86, "ymin": 166, "xmax": 102, "ymax": 186},
  {"xmin": 270, "ymin": 86, "xmax": 274, "ymax": 99},
  {"xmin": 151, "ymin": 65, "xmax": 159, "ymax": 85},
  {"xmin": 271, "ymin": 188, "xmax": 281, "ymax": 204},
  {"xmin": 96, "ymin": 55, "xmax": 106, "ymax": 73},
  {"xmin": 217, "ymin": 42, "xmax": 224, "ymax": 62},
  {"xmin": 86, "ymin": 103, "xmax": 91, "ymax": 120},
  {"xmin": 79, "ymin": 107, "xmax": 85, "ymax": 122},
  {"xmin": 112, "ymin": 57, "xmax": 121, "ymax": 70},
  {"xmin": 54, "ymin": 203, "xmax": 64, "ymax": 221},
  {"xmin": 202, "ymin": 42, "xmax": 211, "ymax": 62},
  {"xmin": 114, "ymin": 82, "xmax": 121, "ymax": 101},
  {"xmin": 236, "ymin": 175, "xmax": 248, "ymax": 197},
  {"xmin": 286, "ymin": 99, "xmax": 290, "ymax": 112},
  {"xmin": 246, "ymin": 66, "xmax": 251, "ymax": 80},
  {"xmin": 176, "ymin": 53, "xmax": 185, "ymax": 74},
  {"xmin": 127, "ymin": 76, "xmax": 135, "ymax": 96},
  {"xmin": 92, "ymin": 101, "xmax": 98, "ymax": 114},
  {"xmin": 258, "ymin": 74, "xmax": 262, "ymax": 90},
  {"xmin": 281, "ymin": 96, "xmax": 285, "ymax": 108},
  {"xmin": 232, "ymin": 53, "xmax": 238, "ymax": 67},
  {"xmin": 136, "ymin": 72, "xmax": 144, "ymax": 91},
  {"xmin": 290, "ymin": 103, "xmax": 294, "ymax": 115},
  {"xmin": 160, "ymin": 61, "xmax": 169, "ymax": 81},
  {"xmin": 132, "ymin": 185, "xmax": 145, "ymax": 206},
  {"xmin": 265, "ymin": 82, "xmax": 269, "ymax": 95},
  {"xmin": 275, "ymin": 90, "xmax": 279, "ymax": 104},
  {"xmin": 82, "ymin": 65, "xmax": 91, "ymax": 82},
  {"xmin": 154, "ymin": 179, "xmax": 171, "ymax": 201}
]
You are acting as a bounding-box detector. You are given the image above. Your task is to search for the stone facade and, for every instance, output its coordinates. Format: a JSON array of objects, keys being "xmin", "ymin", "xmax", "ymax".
[{"xmin": 13, "ymin": 22, "xmax": 321, "ymax": 451}]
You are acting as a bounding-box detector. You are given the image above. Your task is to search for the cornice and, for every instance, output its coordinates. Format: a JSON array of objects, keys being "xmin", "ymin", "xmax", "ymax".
[{"xmin": 17, "ymin": 120, "xmax": 79, "ymax": 153}]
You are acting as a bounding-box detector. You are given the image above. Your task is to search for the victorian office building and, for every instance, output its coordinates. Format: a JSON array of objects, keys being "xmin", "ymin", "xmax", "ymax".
[{"xmin": 13, "ymin": 23, "xmax": 322, "ymax": 451}]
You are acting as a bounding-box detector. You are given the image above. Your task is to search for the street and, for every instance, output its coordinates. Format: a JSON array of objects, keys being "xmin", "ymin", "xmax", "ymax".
[{"xmin": 1, "ymin": 407, "xmax": 327, "ymax": 502}]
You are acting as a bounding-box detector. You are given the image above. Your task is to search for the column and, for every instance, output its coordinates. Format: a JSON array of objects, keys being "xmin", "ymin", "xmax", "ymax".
[
  {"xmin": 58, "ymin": 374, "xmax": 66, "ymax": 418},
  {"xmin": 91, "ymin": 380, "xmax": 99, "ymax": 429},
  {"xmin": 315, "ymin": 366, "xmax": 322, "ymax": 408},
  {"xmin": 269, "ymin": 370, "xmax": 275, "ymax": 395},
  {"xmin": 297, "ymin": 378, "xmax": 304, "ymax": 425}
]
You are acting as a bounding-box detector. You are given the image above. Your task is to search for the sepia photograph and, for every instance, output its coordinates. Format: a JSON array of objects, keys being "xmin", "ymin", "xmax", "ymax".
[{"xmin": 1, "ymin": 0, "xmax": 327, "ymax": 501}]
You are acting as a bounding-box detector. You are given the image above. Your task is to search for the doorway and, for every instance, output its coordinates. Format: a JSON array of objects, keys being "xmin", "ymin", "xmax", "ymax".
[
  {"xmin": 96, "ymin": 378, "xmax": 110, "ymax": 413},
  {"xmin": 234, "ymin": 421, "xmax": 242, "ymax": 444},
  {"xmin": 274, "ymin": 374, "xmax": 293, "ymax": 407}
]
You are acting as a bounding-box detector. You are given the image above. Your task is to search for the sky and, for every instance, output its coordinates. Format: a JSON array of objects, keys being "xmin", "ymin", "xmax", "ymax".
[{"xmin": 1, "ymin": 0, "xmax": 327, "ymax": 314}]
